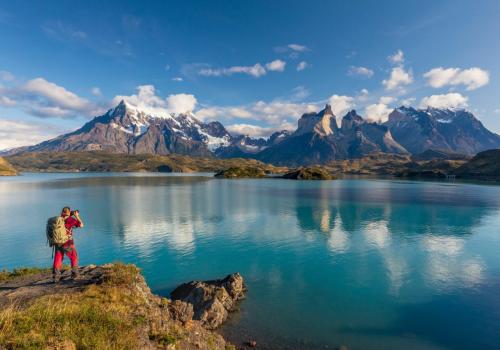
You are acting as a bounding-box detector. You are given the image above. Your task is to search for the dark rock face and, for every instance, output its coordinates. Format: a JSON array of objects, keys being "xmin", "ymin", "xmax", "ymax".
[
  {"xmin": 454, "ymin": 149, "xmax": 500, "ymax": 179},
  {"xmin": 257, "ymin": 107, "xmax": 407, "ymax": 166},
  {"xmin": 385, "ymin": 107, "xmax": 500, "ymax": 155},
  {"xmin": 282, "ymin": 167, "xmax": 335, "ymax": 180},
  {"xmin": 170, "ymin": 273, "xmax": 246, "ymax": 330}
]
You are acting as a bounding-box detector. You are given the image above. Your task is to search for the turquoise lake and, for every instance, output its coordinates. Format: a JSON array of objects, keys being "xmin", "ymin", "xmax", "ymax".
[{"xmin": 1, "ymin": 173, "xmax": 500, "ymax": 349}]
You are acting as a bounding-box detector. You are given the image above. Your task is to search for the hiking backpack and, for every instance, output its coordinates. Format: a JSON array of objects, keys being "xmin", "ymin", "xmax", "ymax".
[{"xmin": 46, "ymin": 216, "xmax": 69, "ymax": 246}]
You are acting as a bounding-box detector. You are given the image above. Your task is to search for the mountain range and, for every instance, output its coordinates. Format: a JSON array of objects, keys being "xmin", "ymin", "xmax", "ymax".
[{"xmin": 4, "ymin": 100, "xmax": 500, "ymax": 165}]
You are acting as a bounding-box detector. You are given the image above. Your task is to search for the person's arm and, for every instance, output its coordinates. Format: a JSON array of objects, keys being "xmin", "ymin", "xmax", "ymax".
[{"xmin": 74, "ymin": 211, "xmax": 84, "ymax": 228}]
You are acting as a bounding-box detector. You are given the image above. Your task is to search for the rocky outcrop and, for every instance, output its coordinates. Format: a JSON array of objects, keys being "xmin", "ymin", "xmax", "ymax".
[
  {"xmin": 171, "ymin": 273, "xmax": 246, "ymax": 329},
  {"xmin": 282, "ymin": 167, "xmax": 335, "ymax": 180},
  {"xmin": 0, "ymin": 263, "xmax": 244, "ymax": 349},
  {"xmin": 214, "ymin": 166, "xmax": 268, "ymax": 178},
  {"xmin": 0, "ymin": 156, "xmax": 18, "ymax": 176}
]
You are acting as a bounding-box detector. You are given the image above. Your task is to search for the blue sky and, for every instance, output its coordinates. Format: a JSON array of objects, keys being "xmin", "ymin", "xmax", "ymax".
[{"xmin": 0, "ymin": 0, "xmax": 499, "ymax": 149}]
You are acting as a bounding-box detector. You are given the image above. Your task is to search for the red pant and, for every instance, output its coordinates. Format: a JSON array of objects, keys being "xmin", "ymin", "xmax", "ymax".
[{"xmin": 53, "ymin": 241, "xmax": 78, "ymax": 271}]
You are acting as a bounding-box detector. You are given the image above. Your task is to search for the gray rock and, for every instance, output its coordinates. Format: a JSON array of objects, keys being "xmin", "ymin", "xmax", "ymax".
[{"xmin": 170, "ymin": 273, "xmax": 246, "ymax": 329}]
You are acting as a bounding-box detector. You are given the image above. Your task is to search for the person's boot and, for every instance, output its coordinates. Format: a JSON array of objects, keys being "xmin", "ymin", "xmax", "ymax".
[
  {"xmin": 53, "ymin": 268, "xmax": 61, "ymax": 283},
  {"xmin": 71, "ymin": 266, "xmax": 80, "ymax": 280}
]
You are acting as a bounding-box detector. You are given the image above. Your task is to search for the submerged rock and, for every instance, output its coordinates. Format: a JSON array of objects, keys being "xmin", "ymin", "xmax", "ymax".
[
  {"xmin": 170, "ymin": 273, "xmax": 246, "ymax": 329},
  {"xmin": 282, "ymin": 166, "xmax": 335, "ymax": 180}
]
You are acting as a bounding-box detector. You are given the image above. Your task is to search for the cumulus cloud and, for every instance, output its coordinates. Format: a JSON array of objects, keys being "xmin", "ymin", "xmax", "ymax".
[
  {"xmin": 0, "ymin": 77, "xmax": 99, "ymax": 119},
  {"xmin": 423, "ymin": 67, "xmax": 489, "ymax": 91},
  {"xmin": 364, "ymin": 96, "xmax": 398, "ymax": 123},
  {"xmin": 112, "ymin": 85, "xmax": 197, "ymax": 116},
  {"xmin": 265, "ymin": 59, "xmax": 286, "ymax": 72},
  {"xmin": 419, "ymin": 93, "xmax": 469, "ymax": 109},
  {"xmin": 365, "ymin": 103, "xmax": 393, "ymax": 123},
  {"xmin": 388, "ymin": 49, "xmax": 404, "ymax": 64},
  {"xmin": 296, "ymin": 61, "xmax": 309, "ymax": 71},
  {"xmin": 382, "ymin": 67, "xmax": 413, "ymax": 91},
  {"xmin": 0, "ymin": 119, "xmax": 67, "ymax": 150},
  {"xmin": 225, "ymin": 123, "xmax": 276, "ymax": 137},
  {"xmin": 23, "ymin": 78, "xmax": 91, "ymax": 112},
  {"xmin": 327, "ymin": 95, "xmax": 355, "ymax": 116},
  {"xmin": 348, "ymin": 66, "xmax": 374, "ymax": 78}
]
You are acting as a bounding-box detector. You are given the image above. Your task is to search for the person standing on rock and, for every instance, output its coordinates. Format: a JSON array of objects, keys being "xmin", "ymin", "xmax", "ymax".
[{"xmin": 52, "ymin": 207, "xmax": 84, "ymax": 282}]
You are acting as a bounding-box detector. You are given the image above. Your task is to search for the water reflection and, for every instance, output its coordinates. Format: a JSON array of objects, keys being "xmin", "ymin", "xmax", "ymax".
[{"xmin": 1, "ymin": 175, "xmax": 500, "ymax": 350}]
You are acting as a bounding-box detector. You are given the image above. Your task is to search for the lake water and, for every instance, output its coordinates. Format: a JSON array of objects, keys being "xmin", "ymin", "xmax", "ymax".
[{"xmin": 1, "ymin": 173, "xmax": 500, "ymax": 349}]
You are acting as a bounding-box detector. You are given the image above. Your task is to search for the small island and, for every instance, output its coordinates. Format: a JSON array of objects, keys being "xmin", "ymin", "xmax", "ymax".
[{"xmin": 282, "ymin": 166, "xmax": 335, "ymax": 180}]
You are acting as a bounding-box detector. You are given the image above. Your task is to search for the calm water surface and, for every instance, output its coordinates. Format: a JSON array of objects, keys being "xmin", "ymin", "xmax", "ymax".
[{"xmin": 1, "ymin": 173, "xmax": 500, "ymax": 350}]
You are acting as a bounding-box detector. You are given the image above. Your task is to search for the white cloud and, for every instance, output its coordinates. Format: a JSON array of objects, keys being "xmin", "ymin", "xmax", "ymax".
[
  {"xmin": 0, "ymin": 119, "xmax": 67, "ymax": 150},
  {"xmin": 112, "ymin": 85, "xmax": 197, "ymax": 116},
  {"xmin": 364, "ymin": 96, "xmax": 398, "ymax": 122},
  {"xmin": 348, "ymin": 66, "xmax": 374, "ymax": 78},
  {"xmin": 164, "ymin": 64, "xmax": 170, "ymax": 71},
  {"xmin": 226, "ymin": 123, "xmax": 275, "ymax": 137},
  {"xmin": 419, "ymin": 93, "xmax": 469, "ymax": 109},
  {"xmin": 423, "ymin": 67, "xmax": 489, "ymax": 91},
  {"xmin": 365, "ymin": 103, "xmax": 393, "ymax": 123},
  {"xmin": 401, "ymin": 97, "xmax": 416, "ymax": 106},
  {"xmin": 388, "ymin": 49, "xmax": 404, "ymax": 64},
  {"xmin": 23, "ymin": 78, "xmax": 91, "ymax": 112},
  {"xmin": 290, "ymin": 86, "xmax": 310, "ymax": 101},
  {"xmin": 0, "ymin": 70, "xmax": 14, "ymax": 82},
  {"xmin": 494, "ymin": 109, "xmax": 500, "ymax": 114},
  {"xmin": 166, "ymin": 93, "xmax": 197, "ymax": 114},
  {"xmin": 0, "ymin": 77, "xmax": 99, "ymax": 119},
  {"xmin": 379, "ymin": 96, "xmax": 396, "ymax": 105},
  {"xmin": 265, "ymin": 59, "xmax": 286, "ymax": 72},
  {"xmin": 198, "ymin": 63, "xmax": 266, "ymax": 78},
  {"xmin": 288, "ymin": 44, "xmax": 308, "ymax": 52},
  {"xmin": 172, "ymin": 77, "xmax": 183, "ymax": 82},
  {"xmin": 296, "ymin": 61, "xmax": 309, "ymax": 71},
  {"xmin": 0, "ymin": 96, "xmax": 16, "ymax": 107},
  {"xmin": 327, "ymin": 95, "xmax": 355, "ymax": 116},
  {"xmin": 382, "ymin": 67, "xmax": 413, "ymax": 91},
  {"xmin": 91, "ymin": 87, "xmax": 102, "ymax": 96}
]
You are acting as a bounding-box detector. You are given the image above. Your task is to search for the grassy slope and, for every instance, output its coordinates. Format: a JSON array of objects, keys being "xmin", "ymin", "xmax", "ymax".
[
  {"xmin": 0, "ymin": 263, "xmax": 234, "ymax": 350},
  {"xmin": 7, "ymin": 151, "xmax": 287, "ymax": 174},
  {"xmin": 0, "ymin": 157, "xmax": 18, "ymax": 176}
]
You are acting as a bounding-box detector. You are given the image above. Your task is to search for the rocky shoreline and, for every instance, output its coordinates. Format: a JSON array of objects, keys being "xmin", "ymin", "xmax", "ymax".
[{"xmin": 0, "ymin": 263, "xmax": 246, "ymax": 349}]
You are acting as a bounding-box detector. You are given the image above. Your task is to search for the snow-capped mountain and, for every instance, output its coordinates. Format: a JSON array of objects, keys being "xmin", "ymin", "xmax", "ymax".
[
  {"xmin": 384, "ymin": 106, "xmax": 500, "ymax": 155},
  {"xmin": 9, "ymin": 100, "xmax": 232, "ymax": 156},
  {"xmin": 4, "ymin": 101, "xmax": 500, "ymax": 165}
]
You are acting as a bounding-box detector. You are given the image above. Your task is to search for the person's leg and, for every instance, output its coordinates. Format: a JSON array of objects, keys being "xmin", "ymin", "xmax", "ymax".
[
  {"xmin": 53, "ymin": 247, "xmax": 63, "ymax": 282},
  {"xmin": 65, "ymin": 244, "xmax": 79, "ymax": 278}
]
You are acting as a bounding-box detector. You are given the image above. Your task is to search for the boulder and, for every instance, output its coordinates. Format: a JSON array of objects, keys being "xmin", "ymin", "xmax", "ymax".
[{"xmin": 170, "ymin": 273, "xmax": 246, "ymax": 329}]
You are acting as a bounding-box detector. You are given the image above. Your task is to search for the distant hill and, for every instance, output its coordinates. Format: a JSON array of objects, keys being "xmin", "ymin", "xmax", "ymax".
[
  {"xmin": 454, "ymin": 149, "xmax": 500, "ymax": 180},
  {"xmin": 0, "ymin": 157, "xmax": 18, "ymax": 176},
  {"xmin": 6, "ymin": 151, "xmax": 287, "ymax": 174}
]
